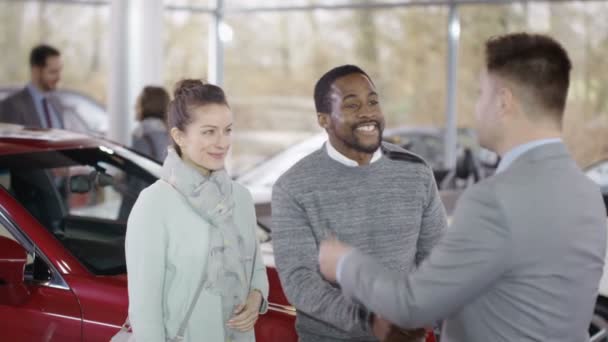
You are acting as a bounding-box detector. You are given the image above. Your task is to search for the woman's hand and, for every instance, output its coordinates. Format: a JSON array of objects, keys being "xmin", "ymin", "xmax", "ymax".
[{"xmin": 227, "ymin": 290, "xmax": 263, "ymax": 332}]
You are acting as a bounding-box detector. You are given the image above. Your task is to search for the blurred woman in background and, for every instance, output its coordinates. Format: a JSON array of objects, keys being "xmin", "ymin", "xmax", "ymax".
[{"xmin": 131, "ymin": 86, "xmax": 170, "ymax": 162}]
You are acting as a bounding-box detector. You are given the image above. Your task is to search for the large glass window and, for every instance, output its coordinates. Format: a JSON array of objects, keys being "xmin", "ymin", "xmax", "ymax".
[
  {"xmin": 224, "ymin": 0, "xmax": 444, "ymax": 7},
  {"xmin": 0, "ymin": 1, "xmax": 109, "ymax": 104},
  {"xmin": 224, "ymin": 6, "xmax": 448, "ymax": 173},
  {"xmin": 2, "ymin": 0, "xmax": 606, "ymax": 174},
  {"xmin": 458, "ymin": 1, "xmax": 608, "ymax": 167},
  {"xmin": 165, "ymin": 0, "xmax": 212, "ymax": 7},
  {"xmin": 163, "ymin": 10, "xmax": 211, "ymax": 91}
]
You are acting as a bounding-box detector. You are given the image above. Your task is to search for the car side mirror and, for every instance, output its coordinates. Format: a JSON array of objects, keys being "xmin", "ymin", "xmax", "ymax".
[
  {"xmin": 97, "ymin": 172, "xmax": 114, "ymax": 187},
  {"xmin": 0, "ymin": 236, "xmax": 30, "ymax": 305},
  {"xmin": 69, "ymin": 174, "xmax": 92, "ymax": 193},
  {"xmin": 69, "ymin": 171, "xmax": 115, "ymax": 194}
]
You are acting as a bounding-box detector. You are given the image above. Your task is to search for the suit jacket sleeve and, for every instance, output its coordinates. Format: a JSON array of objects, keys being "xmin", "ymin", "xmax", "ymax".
[
  {"xmin": 0, "ymin": 97, "xmax": 17, "ymax": 124},
  {"xmin": 339, "ymin": 183, "xmax": 512, "ymax": 329},
  {"xmin": 0, "ymin": 99, "xmax": 7, "ymax": 122},
  {"xmin": 271, "ymin": 182, "xmax": 372, "ymax": 334},
  {"xmin": 1, "ymin": 89, "xmax": 42, "ymax": 127}
]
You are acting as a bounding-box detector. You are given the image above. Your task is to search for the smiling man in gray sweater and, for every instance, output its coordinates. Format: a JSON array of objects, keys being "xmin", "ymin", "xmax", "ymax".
[{"xmin": 271, "ymin": 65, "xmax": 448, "ymax": 341}]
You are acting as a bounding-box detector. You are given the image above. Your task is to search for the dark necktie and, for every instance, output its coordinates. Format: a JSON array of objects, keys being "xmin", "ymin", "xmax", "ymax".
[{"xmin": 42, "ymin": 97, "xmax": 53, "ymax": 128}]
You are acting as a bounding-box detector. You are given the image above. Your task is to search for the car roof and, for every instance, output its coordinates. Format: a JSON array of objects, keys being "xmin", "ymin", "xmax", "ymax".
[{"xmin": 0, "ymin": 123, "xmax": 108, "ymax": 155}]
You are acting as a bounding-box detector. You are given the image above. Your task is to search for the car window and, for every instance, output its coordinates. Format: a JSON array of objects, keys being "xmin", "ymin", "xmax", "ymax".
[
  {"xmin": 0, "ymin": 147, "xmax": 157, "ymax": 275},
  {"xmin": 0, "ymin": 214, "xmax": 18, "ymax": 242},
  {"xmin": 57, "ymin": 163, "xmax": 139, "ymax": 221},
  {"xmin": 0, "ymin": 217, "xmax": 35, "ymax": 265},
  {"xmin": 407, "ymin": 134, "xmax": 444, "ymax": 168}
]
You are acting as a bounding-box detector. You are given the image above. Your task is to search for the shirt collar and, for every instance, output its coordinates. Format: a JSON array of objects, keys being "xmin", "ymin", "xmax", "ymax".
[
  {"xmin": 326, "ymin": 141, "xmax": 382, "ymax": 167},
  {"xmin": 27, "ymin": 83, "xmax": 48, "ymax": 101},
  {"xmin": 496, "ymin": 138, "xmax": 563, "ymax": 174}
]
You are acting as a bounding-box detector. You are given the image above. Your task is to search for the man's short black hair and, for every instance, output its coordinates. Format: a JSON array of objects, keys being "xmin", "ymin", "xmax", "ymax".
[
  {"xmin": 29, "ymin": 44, "xmax": 60, "ymax": 68},
  {"xmin": 314, "ymin": 65, "xmax": 373, "ymax": 114}
]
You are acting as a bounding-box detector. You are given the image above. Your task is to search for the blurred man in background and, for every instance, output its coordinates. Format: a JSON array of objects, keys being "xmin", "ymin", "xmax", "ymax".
[{"xmin": 0, "ymin": 44, "xmax": 65, "ymax": 128}]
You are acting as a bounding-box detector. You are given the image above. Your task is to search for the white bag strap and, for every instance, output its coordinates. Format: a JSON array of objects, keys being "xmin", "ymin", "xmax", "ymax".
[
  {"xmin": 247, "ymin": 239, "xmax": 258, "ymax": 294},
  {"xmin": 173, "ymin": 264, "xmax": 208, "ymax": 340},
  {"xmin": 119, "ymin": 257, "xmax": 207, "ymax": 341}
]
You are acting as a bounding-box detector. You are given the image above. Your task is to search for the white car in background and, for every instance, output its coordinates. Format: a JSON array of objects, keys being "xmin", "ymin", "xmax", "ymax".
[
  {"xmin": 237, "ymin": 133, "xmax": 327, "ymax": 204},
  {"xmin": 585, "ymin": 159, "xmax": 608, "ymax": 341}
]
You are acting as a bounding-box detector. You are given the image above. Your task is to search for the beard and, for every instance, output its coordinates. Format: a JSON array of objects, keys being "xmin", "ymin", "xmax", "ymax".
[
  {"xmin": 336, "ymin": 121, "xmax": 384, "ymax": 154},
  {"xmin": 41, "ymin": 81, "xmax": 57, "ymax": 92},
  {"xmin": 348, "ymin": 134, "xmax": 382, "ymax": 153}
]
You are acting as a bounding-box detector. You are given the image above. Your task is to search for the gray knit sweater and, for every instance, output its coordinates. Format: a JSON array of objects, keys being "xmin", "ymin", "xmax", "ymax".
[{"xmin": 271, "ymin": 142, "xmax": 447, "ymax": 341}]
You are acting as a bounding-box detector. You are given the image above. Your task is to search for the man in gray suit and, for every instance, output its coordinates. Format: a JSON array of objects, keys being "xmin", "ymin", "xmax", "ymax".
[
  {"xmin": 319, "ymin": 33, "xmax": 607, "ymax": 342},
  {"xmin": 0, "ymin": 44, "xmax": 65, "ymax": 128}
]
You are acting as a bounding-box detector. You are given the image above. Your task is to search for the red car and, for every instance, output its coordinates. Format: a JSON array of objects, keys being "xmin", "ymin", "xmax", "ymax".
[{"xmin": 0, "ymin": 125, "xmax": 296, "ymax": 341}]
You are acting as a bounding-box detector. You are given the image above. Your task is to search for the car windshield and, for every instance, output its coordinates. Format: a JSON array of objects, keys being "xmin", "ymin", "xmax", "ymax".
[
  {"xmin": 238, "ymin": 133, "xmax": 327, "ymax": 187},
  {"xmin": 0, "ymin": 146, "xmax": 161, "ymax": 276}
]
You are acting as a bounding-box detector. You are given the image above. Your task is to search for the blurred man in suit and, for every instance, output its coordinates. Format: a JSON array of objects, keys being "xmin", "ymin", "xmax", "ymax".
[
  {"xmin": 0, "ymin": 44, "xmax": 65, "ymax": 128},
  {"xmin": 319, "ymin": 32, "xmax": 607, "ymax": 342}
]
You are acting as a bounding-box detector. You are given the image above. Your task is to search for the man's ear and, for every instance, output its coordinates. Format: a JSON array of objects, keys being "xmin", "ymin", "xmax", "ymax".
[
  {"xmin": 498, "ymin": 86, "xmax": 515, "ymax": 120},
  {"xmin": 318, "ymin": 112, "xmax": 330, "ymax": 129}
]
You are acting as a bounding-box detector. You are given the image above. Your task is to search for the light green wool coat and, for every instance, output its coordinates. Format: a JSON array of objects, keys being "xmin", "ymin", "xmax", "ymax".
[{"xmin": 125, "ymin": 180, "xmax": 269, "ymax": 342}]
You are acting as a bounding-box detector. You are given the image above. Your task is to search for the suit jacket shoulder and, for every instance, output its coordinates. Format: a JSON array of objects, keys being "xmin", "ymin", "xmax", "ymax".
[{"xmin": 0, "ymin": 87, "xmax": 40, "ymax": 126}]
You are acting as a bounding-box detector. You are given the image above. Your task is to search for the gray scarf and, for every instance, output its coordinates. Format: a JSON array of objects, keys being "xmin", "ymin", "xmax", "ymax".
[{"xmin": 161, "ymin": 148, "xmax": 251, "ymax": 341}]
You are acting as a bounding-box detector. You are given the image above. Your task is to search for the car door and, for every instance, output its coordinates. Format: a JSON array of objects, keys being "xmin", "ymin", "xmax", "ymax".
[{"xmin": 0, "ymin": 206, "xmax": 82, "ymax": 341}]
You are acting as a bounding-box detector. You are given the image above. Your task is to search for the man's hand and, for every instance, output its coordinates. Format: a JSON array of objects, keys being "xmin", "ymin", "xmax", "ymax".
[
  {"xmin": 372, "ymin": 314, "xmax": 391, "ymax": 340},
  {"xmin": 373, "ymin": 314, "xmax": 427, "ymax": 342},
  {"xmin": 318, "ymin": 239, "xmax": 353, "ymax": 283},
  {"xmin": 384, "ymin": 327, "xmax": 427, "ymax": 342},
  {"xmin": 227, "ymin": 290, "xmax": 263, "ymax": 332}
]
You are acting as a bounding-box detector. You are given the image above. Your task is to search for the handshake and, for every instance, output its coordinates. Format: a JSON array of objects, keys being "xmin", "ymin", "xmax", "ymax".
[
  {"xmin": 318, "ymin": 239, "xmax": 428, "ymax": 342},
  {"xmin": 372, "ymin": 314, "xmax": 427, "ymax": 342}
]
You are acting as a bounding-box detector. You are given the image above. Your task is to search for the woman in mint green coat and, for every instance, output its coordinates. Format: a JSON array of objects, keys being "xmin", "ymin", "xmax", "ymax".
[{"xmin": 125, "ymin": 79, "xmax": 269, "ymax": 342}]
